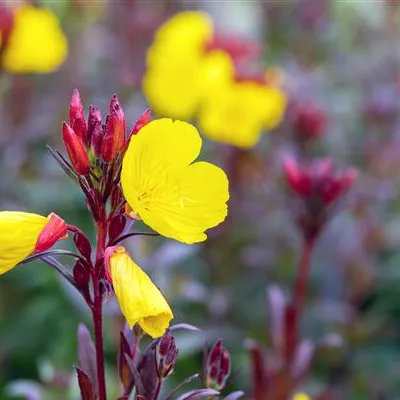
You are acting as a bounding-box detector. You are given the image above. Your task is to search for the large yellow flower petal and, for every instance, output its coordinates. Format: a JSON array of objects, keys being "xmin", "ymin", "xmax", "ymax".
[
  {"xmin": 121, "ymin": 119, "xmax": 229, "ymax": 244},
  {"xmin": 0, "ymin": 211, "xmax": 48, "ymax": 274},
  {"xmin": 109, "ymin": 248, "xmax": 173, "ymax": 338},
  {"xmin": 139, "ymin": 162, "xmax": 229, "ymax": 243},
  {"xmin": 2, "ymin": 5, "xmax": 68, "ymax": 73}
]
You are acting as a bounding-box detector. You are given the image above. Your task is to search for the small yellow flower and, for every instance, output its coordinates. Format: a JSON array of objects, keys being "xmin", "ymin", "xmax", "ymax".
[
  {"xmin": 198, "ymin": 80, "xmax": 287, "ymax": 149},
  {"xmin": 0, "ymin": 211, "xmax": 67, "ymax": 274},
  {"xmin": 105, "ymin": 246, "xmax": 173, "ymax": 338},
  {"xmin": 121, "ymin": 118, "xmax": 229, "ymax": 244},
  {"xmin": 2, "ymin": 5, "xmax": 68, "ymax": 73},
  {"xmin": 293, "ymin": 393, "xmax": 311, "ymax": 400}
]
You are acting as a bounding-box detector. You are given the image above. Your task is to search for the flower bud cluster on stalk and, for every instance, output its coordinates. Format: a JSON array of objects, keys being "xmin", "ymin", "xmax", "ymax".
[{"xmin": 0, "ymin": 88, "xmax": 233, "ymax": 399}]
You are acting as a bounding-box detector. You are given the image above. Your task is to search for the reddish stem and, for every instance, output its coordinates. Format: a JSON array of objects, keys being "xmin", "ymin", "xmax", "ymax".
[
  {"xmin": 285, "ymin": 237, "xmax": 316, "ymax": 362},
  {"xmin": 92, "ymin": 219, "xmax": 108, "ymax": 400},
  {"xmin": 293, "ymin": 237, "xmax": 315, "ymax": 316}
]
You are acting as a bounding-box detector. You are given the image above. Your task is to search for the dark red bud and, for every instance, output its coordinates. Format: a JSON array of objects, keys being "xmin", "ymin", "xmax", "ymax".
[
  {"xmin": 91, "ymin": 121, "xmax": 104, "ymax": 158},
  {"xmin": 283, "ymin": 156, "xmax": 312, "ymax": 198},
  {"xmin": 156, "ymin": 330, "xmax": 178, "ymax": 378},
  {"xmin": 69, "ymin": 89, "xmax": 87, "ymax": 145},
  {"xmin": 62, "ymin": 122, "xmax": 90, "ymax": 175},
  {"xmin": 35, "ymin": 213, "xmax": 68, "ymax": 253},
  {"xmin": 87, "ymin": 106, "xmax": 102, "ymax": 146},
  {"xmin": 101, "ymin": 106, "xmax": 126, "ymax": 162},
  {"xmin": 73, "ymin": 231, "xmax": 92, "ymax": 261},
  {"xmin": 129, "ymin": 108, "xmax": 151, "ymax": 138},
  {"xmin": 206, "ymin": 339, "xmax": 231, "ymax": 391},
  {"xmin": 292, "ymin": 102, "xmax": 327, "ymax": 142},
  {"xmin": 218, "ymin": 348, "xmax": 231, "ymax": 385}
]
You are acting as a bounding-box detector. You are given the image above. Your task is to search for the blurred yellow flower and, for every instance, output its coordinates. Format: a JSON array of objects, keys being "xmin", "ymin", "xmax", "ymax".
[
  {"xmin": 106, "ymin": 246, "xmax": 173, "ymax": 338},
  {"xmin": 143, "ymin": 11, "xmax": 216, "ymax": 120},
  {"xmin": 0, "ymin": 211, "xmax": 67, "ymax": 274},
  {"xmin": 293, "ymin": 393, "xmax": 311, "ymax": 400},
  {"xmin": 121, "ymin": 118, "xmax": 229, "ymax": 244},
  {"xmin": 199, "ymin": 80, "xmax": 287, "ymax": 149},
  {"xmin": 2, "ymin": 4, "xmax": 68, "ymax": 73},
  {"xmin": 143, "ymin": 11, "xmax": 287, "ymax": 148}
]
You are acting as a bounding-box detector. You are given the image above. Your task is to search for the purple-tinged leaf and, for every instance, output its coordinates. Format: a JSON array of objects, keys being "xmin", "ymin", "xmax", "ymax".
[
  {"xmin": 77, "ymin": 324, "xmax": 98, "ymax": 394},
  {"xmin": 170, "ymin": 323, "xmax": 201, "ymax": 332},
  {"xmin": 224, "ymin": 391, "xmax": 245, "ymax": 400},
  {"xmin": 291, "ymin": 339, "xmax": 315, "ymax": 378},
  {"xmin": 73, "ymin": 231, "xmax": 92, "ymax": 261},
  {"xmin": 119, "ymin": 332, "xmax": 133, "ymax": 391},
  {"xmin": 76, "ymin": 366, "xmax": 96, "ymax": 400},
  {"xmin": 46, "ymin": 145, "xmax": 78, "ymax": 182},
  {"xmin": 164, "ymin": 373, "xmax": 199, "ymax": 400},
  {"xmin": 125, "ymin": 354, "xmax": 145, "ymax": 395},
  {"xmin": 176, "ymin": 388, "xmax": 219, "ymax": 400},
  {"xmin": 109, "ymin": 214, "xmax": 127, "ymax": 244},
  {"xmin": 267, "ymin": 285, "xmax": 286, "ymax": 353}
]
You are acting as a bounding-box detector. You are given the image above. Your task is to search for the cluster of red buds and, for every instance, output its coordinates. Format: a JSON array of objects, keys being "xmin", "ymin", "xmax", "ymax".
[{"xmin": 283, "ymin": 156, "xmax": 358, "ymax": 242}]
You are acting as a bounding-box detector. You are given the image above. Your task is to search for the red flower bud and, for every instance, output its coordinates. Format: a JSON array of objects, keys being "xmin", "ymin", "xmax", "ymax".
[
  {"xmin": 101, "ymin": 95, "xmax": 126, "ymax": 162},
  {"xmin": 292, "ymin": 101, "xmax": 327, "ymax": 142},
  {"xmin": 69, "ymin": 89, "xmax": 87, "ymax": 145},
  {"xmin": 62, "ymin": 122, "xmax": 90, "ymax": 175},
  {"xmin": 283, "ymin": 156, "xmax": 358, "ymax": 240},
  {"xmin": 156, "ymin": 329, "xmax": 178, "ymax": 378},
  {"xmin": 90, "ymin": 121, "xmax": 104, "ymax": 158},
  {"xmin": 87, "ymin": 105, "xmax": 102, "ymax": 147},
  {"xmin": 35, "ymin": 213, "xmax": 68, "ymax": 253},
  {"xmin": 129, "ymin": 108, "xmax": 151, "ymax": 138},
  {"xmin": 206, "ymin": 339, "xmax": 231, "ymax": 391}
]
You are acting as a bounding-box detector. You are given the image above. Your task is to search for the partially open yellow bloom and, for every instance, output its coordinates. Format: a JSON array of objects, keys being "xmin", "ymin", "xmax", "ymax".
[
  {"xmin": 121, "ymin": 118, "xmax": 229, "ymax": 244},
  {"xmin": 293, "ymin": 393, "xmax": 311, "ymax": 400},
  {"xmin": 106, "ymin": 246, "xmax": 173, "ymax": 338},
  {"xmin": 2, "ymin": 5, "xmax": 68, "ymax": 73},
  {"xmin": 0, "ymin": 211, "xmax": 67, "ymax": 274}
]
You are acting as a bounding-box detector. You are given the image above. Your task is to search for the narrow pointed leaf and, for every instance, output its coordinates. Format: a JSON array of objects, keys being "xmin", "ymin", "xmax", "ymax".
[
  {"xmin": 76, "ymin": 366, "xmax": 96, "ymax": 400},
  {"xmin": 77, "ymin": 324, "xmax": 98, "ymax": 393},
  {"xmin": 176, "ymin": 389, "xmax": 219, "ymax": 400}
]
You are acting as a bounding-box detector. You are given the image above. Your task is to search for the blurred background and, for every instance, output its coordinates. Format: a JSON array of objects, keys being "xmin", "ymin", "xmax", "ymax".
[{"xmin": 2, "ymin": 0, "xmax": 400, "ymax": 399}]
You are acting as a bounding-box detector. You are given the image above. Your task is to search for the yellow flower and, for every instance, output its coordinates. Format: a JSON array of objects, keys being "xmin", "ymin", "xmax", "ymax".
[
  {"xmin": 198, "ymin": 80, "xmax": 287, "ymax": 149},
  {"xmin": 143, "ymin": 11, "xmax": 228, "ymax": 120},
  {"xmin": 105, "ymin": 246, "xmax": 173, "ymax": 338},
  {"xmin": 0, "ymin": 211, "xmax": 67, "ymax": 274},
  {"xmin": 121, "ymin": 118, "xmax": 229, "ymax": 244},
  {"xmin": 2, "ymin": 5, "xmax": 68, "ymax": 73},
  {"xmin": 293, "ymin": 393, "xmax": 311, "ymax": 400}
]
